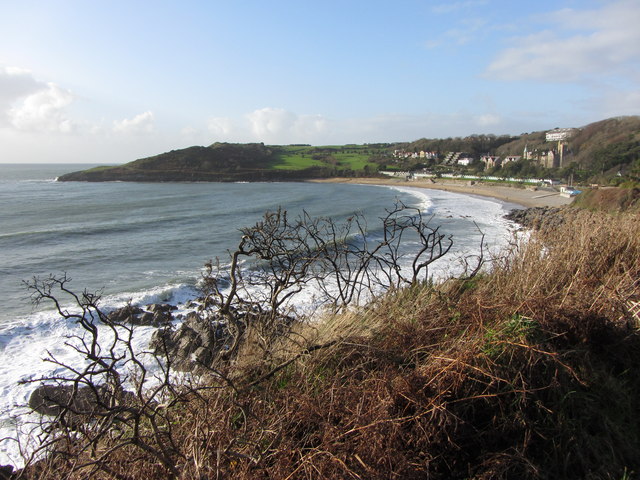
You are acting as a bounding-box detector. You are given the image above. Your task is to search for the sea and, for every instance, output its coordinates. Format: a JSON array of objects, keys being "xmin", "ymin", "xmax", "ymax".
[{"xmin": 0, "ymin": 163, "xmax": 522, "ymax": 466}]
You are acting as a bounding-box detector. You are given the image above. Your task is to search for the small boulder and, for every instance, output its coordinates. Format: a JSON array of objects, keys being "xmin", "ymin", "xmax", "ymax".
[
  {"xmin": 108, "ymin": 305, "xmax": 144, "ymax": 323},
  {"xmin": 28, "ymin": 384, "xmax": 124, "ymax": 418},
  {"xmin": 28, "ymin": 383, "xmax": 138, "ymax": 428},
  {"xmin": 146, "ymin": 303, "xmax": 177, "ymax": 314},
  {"xmin": 0, "ymin": 465, "xmax": 14, "ymax": 480}
]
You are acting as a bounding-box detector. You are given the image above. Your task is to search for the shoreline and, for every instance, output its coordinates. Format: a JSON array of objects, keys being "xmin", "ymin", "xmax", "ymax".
[{"xmin": 310, "ymin": 177, "xmax": 575, "ymax": 209}]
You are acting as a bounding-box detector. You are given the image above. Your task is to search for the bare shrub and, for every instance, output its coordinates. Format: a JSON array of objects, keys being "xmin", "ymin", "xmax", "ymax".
[
  {"xmin": 18, "ymin": 274, "xmax": 198, "ymax": 478},
  {"xmin": 199, "ymin": 201, "xmax": 454, "ymax": 368},
  {"xmin": 211, "ymin": 209, "xmax": 640, "ymax": 479}
]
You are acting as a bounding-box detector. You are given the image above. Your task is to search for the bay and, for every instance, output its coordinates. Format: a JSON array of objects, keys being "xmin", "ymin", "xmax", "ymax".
[{"xmin": 0, "ymin": 163, "xmax": 519, "ymax": 466}]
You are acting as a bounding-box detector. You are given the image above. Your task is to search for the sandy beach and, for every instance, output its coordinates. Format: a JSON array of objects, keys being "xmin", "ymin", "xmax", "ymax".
[{"xmin": 311, "ymin": 177, "xmax": 575, "ymax": 209}]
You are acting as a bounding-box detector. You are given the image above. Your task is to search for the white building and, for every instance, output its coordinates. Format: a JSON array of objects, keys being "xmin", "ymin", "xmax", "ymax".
[{"xmin": 546, "ymin": 128, "xmax": 576, "ymax": 142}]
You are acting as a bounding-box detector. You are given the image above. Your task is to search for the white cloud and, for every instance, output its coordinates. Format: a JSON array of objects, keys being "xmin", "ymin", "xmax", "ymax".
[
  {"xmin": 8, "ymin": 82, "xmax": 75, "ymax": 133},
  {"xmin": 113, "ymin": 111, "xmax": 155, "ymax": 134},
  {"xmin": 207, "ymin": 116, "xmax": 235, "ymax": 137},
  {"xmin": 191, "ymin": 109, "xmax": 528, "ymax": 146},
  {"xmin": 245, "ymin": 108, "xmax": 329, "ymax": 143},
  {"xmin": 0, "ymin": 67, "xmax": 41, "ymax": 108},
  {"xmin": 485, "ymin": 0, "xmax": 640, "ymax": 82},
  {"xmin": 1, "ymin": 67, "xmax": 76, "ymax": 133},
  {"xmin": 290, "ymin": 113, "xmax": 329, "ymax": 139},
  {"xmin": 246, "ymin": 108, "xmax": 297, "ymax": 139},
  {"xmin": 476, "ymin": 113, "xmax": 501, "ymax": 127},
  {"xmin": 426, "ymin": 17, "xmax": 489, "ymax": 49}
]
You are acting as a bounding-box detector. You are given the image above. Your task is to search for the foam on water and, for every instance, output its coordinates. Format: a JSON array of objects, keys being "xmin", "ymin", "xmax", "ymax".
[{"xmin": 0, "ymin": 282, "xmax": 201, "ymax": 466}]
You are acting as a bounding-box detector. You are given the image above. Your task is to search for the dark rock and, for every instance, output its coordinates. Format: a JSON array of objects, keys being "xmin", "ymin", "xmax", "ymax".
[
  {"xmin": 153, "ymin": 310, "xmax": 173, "ymax": 324},
  {"xmin": 29, "ymin": 384, "xmax": 107, "ymax": 417},
  {"xmin": 109, "ymin": 304, "xmax": 175, "ymax": 326},
  {"xmin": 147, "ymin": 303, "xmax": 177, "ymax": 313},
  {"xmin": 504, "ymin": 206, "xmax": 568, "ymax": 230},
  {"xmin": 28, "ymin": 383, "xmax": 139, "ymax": 431},
  {"xmin": 108, "ymin": 305, "xmax": 144, "ymax": 323},
  {"xmin": 139, "ymin": 312, "xmax": 155, "ymax": 324},
  {"xmin": 28, "ymin": 384, "xmax": 135, "ymax": 417},
  {"xmin": 150, "ymin": 312, "xmax": 230, "ymax": 372},
  {"xmin": 0, "ymin": 465, "xmax": 14, "ymax": 480}
]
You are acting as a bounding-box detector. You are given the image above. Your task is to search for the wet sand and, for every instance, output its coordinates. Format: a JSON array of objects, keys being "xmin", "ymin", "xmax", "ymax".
[{"xmin": 311, "ymin": 177, "xmax": 575, "ymax": 209}]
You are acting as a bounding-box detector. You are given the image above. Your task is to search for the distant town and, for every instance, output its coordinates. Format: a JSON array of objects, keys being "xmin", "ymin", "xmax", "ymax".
[{"xmin": 392, "ymin": 127, "xmax": 578, "ymax": 170}]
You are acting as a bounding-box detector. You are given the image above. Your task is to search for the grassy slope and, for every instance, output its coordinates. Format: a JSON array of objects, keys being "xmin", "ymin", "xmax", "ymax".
[
  {"xmin": 270, "ymin": 145, "xmax": 382, "ymax": 171},
  {"xmin": 58, "ymin": 144, "xmax": 387, "ymax": 181},
  {"xmin": 573, "ymin": 186, "xmax": 640, "ymax": 212},
  {"xmin": 212, "ymin": 209, "xmax": 640, "ymax": 479},
  {"xmin": 28, "ymin": 198, "xmax": 640, "ymax": 479}
]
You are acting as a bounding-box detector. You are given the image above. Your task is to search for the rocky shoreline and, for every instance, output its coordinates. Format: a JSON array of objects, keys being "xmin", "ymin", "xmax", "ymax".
[{"xmin": 504, "ymin": 206, "xmax": 570, "ymax": 229}]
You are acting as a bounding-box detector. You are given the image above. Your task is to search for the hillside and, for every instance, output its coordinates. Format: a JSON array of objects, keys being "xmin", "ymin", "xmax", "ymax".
[
  {"xmin": 57, "ymin": 143, "xmax": 300, "ymax": 182},
  {"xmin": 56, "ymin": 116, "xmax": 640, "ymax": 184},
  {"xmin": 391, "ymin": 116, "xmax": 640, "ymax": 183},
  {"xmin": 57, "ymin": 143, "xmax": 387, "ymax": 182},
  {"xmin": 572, "ymin": 185, "xmax": 640, "ymax": 212},
  {"xmin": 495, "ymin": 116, "xmax": 640, "ymax": 179}
]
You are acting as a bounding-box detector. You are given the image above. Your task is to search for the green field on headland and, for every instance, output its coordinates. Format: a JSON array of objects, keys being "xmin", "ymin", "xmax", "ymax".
[{"xmin": 271, "ymin": 144, "xmax": 382, "ymax": 171}]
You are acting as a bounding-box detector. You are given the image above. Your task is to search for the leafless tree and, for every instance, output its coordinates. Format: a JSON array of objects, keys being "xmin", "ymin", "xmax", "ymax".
[
  {"xmin": 19, "ymin": 274, "xmax": 190, "ymax": 478},
  {"xmin": 201, "ymin": 200, "xmax": 455, "ymax": 359}
]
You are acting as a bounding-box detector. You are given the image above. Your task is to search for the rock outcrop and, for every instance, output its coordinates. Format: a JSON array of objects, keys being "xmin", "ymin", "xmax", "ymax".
[
  {"xmin": 505, "ymin": 206, "xmax": 568, "ymax": 230},
  {"xmin": 108, "ymin": 303, "xmax": 176, "ymax": 326},
  {"xmin": 149, "ymin": 312, "xmax": 230, "ymax": 373}
]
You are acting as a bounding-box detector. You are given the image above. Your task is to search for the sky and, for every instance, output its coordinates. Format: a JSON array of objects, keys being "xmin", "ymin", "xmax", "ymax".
[{"xmin": 0, "ymin": 0, "xmax": 639, "ymax": 164}]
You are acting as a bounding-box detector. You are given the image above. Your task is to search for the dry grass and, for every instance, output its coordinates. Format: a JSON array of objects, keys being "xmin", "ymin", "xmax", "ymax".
[{"xmin": 23, "ymin": 209, "xmax": 640, "ymax": 479}]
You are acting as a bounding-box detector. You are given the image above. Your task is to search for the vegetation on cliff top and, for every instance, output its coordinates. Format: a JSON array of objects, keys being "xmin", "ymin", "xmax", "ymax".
[
  {"xmin": 57, "ymin": 116, "xmax": 640, "ymax": 186},
  {"xmin": 18, "ymin": 198, "xmax": 640, "ymax": 479},
  {"xmin": 572, "ymin": 186, "xmax": 640, "ymax": 213},
  {"xmin": 57, "ymin": 143, "xmax": 388, "ymax": 182}
]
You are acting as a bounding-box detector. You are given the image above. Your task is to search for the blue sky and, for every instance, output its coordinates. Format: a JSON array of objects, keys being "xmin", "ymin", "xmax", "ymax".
[{"xmin": 1, "ymin": 0, "xmax": 639, "ymax": 163}]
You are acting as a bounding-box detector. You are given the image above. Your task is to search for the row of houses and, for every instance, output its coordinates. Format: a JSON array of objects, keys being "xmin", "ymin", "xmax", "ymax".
[
  {"xmin": 392, "ymin": 128, "xmax": 577, "ymax": 168},
  {"xmin": 393, "ymin": 150, "xmax": 438, "ymax": 160},
  {"xmin": 480, "ymin": 155, "xmax": 520, "ymax": 169},
  {"xmin": 482, "ymin": 149, "xmax": 569, "ymax": 169},
  {"xmin": 381, "ymin": 171, "xmax": 582, "ymax": 195},
  {"xmin": 394, "ymin": 149, "xmax": 566, "ymax": 170}
]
